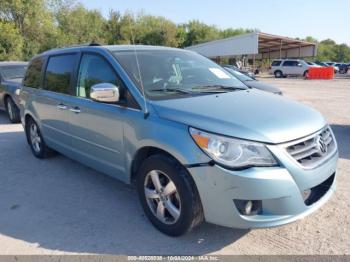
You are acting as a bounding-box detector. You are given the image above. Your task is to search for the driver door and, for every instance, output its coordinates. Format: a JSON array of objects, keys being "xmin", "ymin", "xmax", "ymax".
[{"xmin": 66, "ymin": 53, "xmax": 127, "ymax": 181}]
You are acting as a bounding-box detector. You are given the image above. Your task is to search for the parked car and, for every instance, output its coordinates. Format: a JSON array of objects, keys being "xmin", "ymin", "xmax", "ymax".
[
  {"xmin": 324, "ymin": 62, "xmax": 339, "ymax": 73},
  {"xmin": 334, "ymin": 63, "xmax": 348, "ymax": 74},
  {"xmin": 0, "ymin": 62, "xmax": 28, "ymax": 122},
  {"xmin": 269, "ymin": 59, "xmax": 311, "ymax": 78},
  {"xmin": 306, "ymin": 61, "xmax": 321, "ymax": 67},
  {"xmin": 314, "ymin": 61, "xmax": 329, "ymax": 67},
  {"xmin": 314, "ymin": 61, "xmax": 339, "ymax": 74},
  {"xmin": 20, "ymin": 45, "xmax": 338, "ymax": 236},
  {"xmin": 222, "ymin": 64, "xmax": 256, "ymax": 79},
  {"xmin": 223, "ymin": 66, "xmax": 282, "ymax": 95}
]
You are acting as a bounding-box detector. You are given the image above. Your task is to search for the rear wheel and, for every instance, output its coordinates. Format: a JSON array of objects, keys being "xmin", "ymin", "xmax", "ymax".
[
  {"xmin": 136, "ymin": 154, "xmax": 203, "ymax": 236},
  {"xmin": 5, "ymin": 97, "xmax": 20, "ymax": 123},
  {"xmin": 303, "ymin": 70, "xmax": 309, "ymax": 78},
  {"xmin": 25, "ymin": 117, "xmax": 53, "ymax": 158},
  {"xmin": 274, "ymin": 70, "xmax": 283, "ymax": 78}
]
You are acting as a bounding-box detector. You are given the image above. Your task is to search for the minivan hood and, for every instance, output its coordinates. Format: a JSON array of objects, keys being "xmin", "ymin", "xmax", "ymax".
[{"xmin": 151, "ymin": 90, "xmax": 326, "ymax": 144}]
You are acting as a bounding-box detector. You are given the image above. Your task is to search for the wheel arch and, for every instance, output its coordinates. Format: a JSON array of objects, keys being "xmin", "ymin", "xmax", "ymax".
[{"xmin": 130, "ymin": 146, "xmax": 184, "ymax": 184}]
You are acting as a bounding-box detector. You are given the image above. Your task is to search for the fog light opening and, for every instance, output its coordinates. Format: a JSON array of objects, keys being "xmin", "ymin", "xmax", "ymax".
[
  {"xmin": 245, "ymin": 200, "xmax": 253, "ymax": 215},
  {"xmin": 234, "ymin": 199, "xmax": 262, "ymax": 216}
]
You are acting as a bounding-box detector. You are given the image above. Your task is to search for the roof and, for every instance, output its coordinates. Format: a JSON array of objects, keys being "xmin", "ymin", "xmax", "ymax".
[
  {"xmin": 185, "ymin": 32, "xmax": 317, "ymax": 58},
  {"xmin": 104, "ymin": 44, "xmax": 180, "ymax": 52},
  {"xmin": 0, "ymin": 61, "xmax": 28, "ymax": 66}
]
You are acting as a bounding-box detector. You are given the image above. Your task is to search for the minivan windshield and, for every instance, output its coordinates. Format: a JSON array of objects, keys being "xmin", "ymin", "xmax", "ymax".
[{"xmin": 113, "ymin": 49, "xmax": 247, "ymax": 100}]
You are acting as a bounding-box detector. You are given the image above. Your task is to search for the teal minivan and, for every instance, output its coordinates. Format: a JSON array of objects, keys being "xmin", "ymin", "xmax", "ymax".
[{"xmin": 20, "ymin": 44, "xmax": 338, "ymax": 236}]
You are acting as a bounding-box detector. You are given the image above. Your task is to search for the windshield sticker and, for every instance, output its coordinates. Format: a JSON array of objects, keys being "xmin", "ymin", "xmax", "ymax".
[{"xmin": 209, "ymin": 68, "xmax": 231, "ymax": 79}]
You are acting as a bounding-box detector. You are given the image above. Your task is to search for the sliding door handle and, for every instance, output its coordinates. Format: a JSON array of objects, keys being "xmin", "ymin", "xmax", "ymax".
[
  {"xmin": 69, "ymin": 107, "xmax": 81, "ymax": 114},
  {"xmin": 57, "ymin": 104, "xmax": 68, "ymax": 110}
]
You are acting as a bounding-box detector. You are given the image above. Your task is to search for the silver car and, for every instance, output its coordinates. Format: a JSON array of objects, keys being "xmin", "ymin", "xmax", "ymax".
[{"xmin": 20, "ymin": 45, "xmax": 338, "ymax": 236}]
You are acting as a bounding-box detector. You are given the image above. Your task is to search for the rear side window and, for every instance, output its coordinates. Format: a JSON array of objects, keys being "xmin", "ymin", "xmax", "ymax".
[
  {"xmin": 44, "ymin": 54, "xmax": 77, "ymax": 94},
  {"xmin": 283, "ymin": 60, "xmax": 299, "ymax": 67},
  {"xmin": 23, "ymin": 58, "xmax": 44, "ymax": 88},
  {"xmin": 271, "ymin": 61, "xmax": 281, "ymax": 66}
]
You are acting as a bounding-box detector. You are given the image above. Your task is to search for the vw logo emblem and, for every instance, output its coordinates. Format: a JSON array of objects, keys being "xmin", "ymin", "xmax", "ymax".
[{"xmin": 316, "ymin": 135, "xmax": 327, "ymax": 154}]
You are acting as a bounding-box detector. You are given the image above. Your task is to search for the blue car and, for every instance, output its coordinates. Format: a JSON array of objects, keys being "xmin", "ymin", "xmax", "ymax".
[{"xmin": 19, "ymin": 45, "xmax": 338, "ymax": 236}]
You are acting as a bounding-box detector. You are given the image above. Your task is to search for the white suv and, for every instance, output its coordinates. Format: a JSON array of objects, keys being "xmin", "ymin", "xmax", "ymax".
[{"xmin": 270, "ymin": 59, "xmax": 311, "ymax": 78}]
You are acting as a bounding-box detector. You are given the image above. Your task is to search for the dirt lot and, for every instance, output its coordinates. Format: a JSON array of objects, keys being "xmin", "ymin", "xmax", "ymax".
[{"xmin": 0, "ymin": 77, "xmax": 349, "ymax": 255}]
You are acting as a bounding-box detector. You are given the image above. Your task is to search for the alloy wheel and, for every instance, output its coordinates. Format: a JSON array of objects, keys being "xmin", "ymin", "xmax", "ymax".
[
  {"xmin": 29, "ymin": 123, "xmax": 41, "ymax": 153},
  {"xmin": 144, "ymin": 170, "xmax": 181, "ymax": 224},
  {"xmin": 7, "ymin": 100, "xmax": 14, "ymax": 120}
]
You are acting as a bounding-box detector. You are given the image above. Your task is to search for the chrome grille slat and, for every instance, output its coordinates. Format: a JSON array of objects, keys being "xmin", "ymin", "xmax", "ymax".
[
  {"xmin": 284, "ymin": 126, "xmax": 337, "ymax": 169},
  {"xmin": 288, "ymin": 142, "xmax": 316, "ymax": 156},
  {"xmin": 293, "ymin": 148, "xmax": 320, "ymax": 161}
]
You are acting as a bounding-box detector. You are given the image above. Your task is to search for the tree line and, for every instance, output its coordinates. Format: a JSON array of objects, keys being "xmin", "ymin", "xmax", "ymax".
[{"xmin": 1, "ymin": 0, "xmax": 349, "ymax": 62}]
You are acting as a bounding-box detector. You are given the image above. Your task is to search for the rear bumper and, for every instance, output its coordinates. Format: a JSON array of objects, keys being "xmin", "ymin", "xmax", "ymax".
[{"xmin": 188, "ymin": 151, "xmax": 338, "ymax": 229}]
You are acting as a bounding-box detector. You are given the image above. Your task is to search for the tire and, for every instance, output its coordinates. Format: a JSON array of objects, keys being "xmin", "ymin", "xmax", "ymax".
[
  {"xmin": 136, "ymin": 154, "xmax": 203, "ymax": 236},
  {"xmin": 5, "ymin": 97, "xmax": 20, "ymax": 123},
  {"xmin": 274, "ymin": 70, "xmax": 283, "ymax": 78},
  {"xmin": 25, "ymin": 117, "xmax": 53, "ymax": 158},
  {"xmin": 303, "ymin": 70, "xmax": 309, "ymax": 78}
]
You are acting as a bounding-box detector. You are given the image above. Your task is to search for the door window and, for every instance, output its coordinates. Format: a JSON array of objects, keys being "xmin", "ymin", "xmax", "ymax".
[
  {"xmin": 44, "ymin": 54, "xmax": 77, "ymax": 94},
  {"xmin": 282, "ymin": 61, "xmax": 299, "ymax": 67},
  {"xmin": 77, "ymin": 54, "xmax": 121, "ymax": 98}
]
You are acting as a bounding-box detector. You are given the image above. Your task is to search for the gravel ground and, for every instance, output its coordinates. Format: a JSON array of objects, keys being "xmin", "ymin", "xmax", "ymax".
[{"xmin": 0, "ymin": 77, "xmax": 349, "ymax": 255}]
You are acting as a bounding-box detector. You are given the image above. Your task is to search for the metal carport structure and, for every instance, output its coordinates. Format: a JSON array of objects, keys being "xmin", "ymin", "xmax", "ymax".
[{"xmin": 185, "ymin": 32, "xmax": 317, "ymax": 69}]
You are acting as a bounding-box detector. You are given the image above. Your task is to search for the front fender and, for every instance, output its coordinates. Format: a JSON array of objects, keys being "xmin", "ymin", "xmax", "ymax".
[{"xmin": 123, "ymin": 113, "xmax": 211, "ymax": 183}]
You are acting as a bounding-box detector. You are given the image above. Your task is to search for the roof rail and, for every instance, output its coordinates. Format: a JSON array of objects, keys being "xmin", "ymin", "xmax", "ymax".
[{"xmin": 52, "ymin": 42, "xmax": 101, "ymax": 50}]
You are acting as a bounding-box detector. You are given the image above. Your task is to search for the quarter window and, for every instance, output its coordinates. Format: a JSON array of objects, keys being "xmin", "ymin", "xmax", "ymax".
[
  {"xmin": 44, "ymin": 54, "xmax": 77, "ymax": 94},
  {"xmin": 77, "ymin": 54, "xmax": 121, "ymax": 98},
  {"xmin": 23, "ymin": 58, "xmax": 44, "ymax": 88},
  {"xmin": 271, "ymin": 61, "xmax": 282, "ymax": 66}
]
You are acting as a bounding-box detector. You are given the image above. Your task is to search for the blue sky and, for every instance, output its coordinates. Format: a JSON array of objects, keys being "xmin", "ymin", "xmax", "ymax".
[{"xmin": 81, "ymin": 0, "xmax": 350, "ymax": 45}]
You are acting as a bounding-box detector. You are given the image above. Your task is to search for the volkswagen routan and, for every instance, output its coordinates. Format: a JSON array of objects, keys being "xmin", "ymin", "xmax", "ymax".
[{"xmin": 19, "ymin": 44, "xmax": 338, "ymax": 236}]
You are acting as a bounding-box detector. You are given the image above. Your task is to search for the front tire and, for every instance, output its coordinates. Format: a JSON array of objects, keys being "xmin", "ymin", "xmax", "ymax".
[
  {"xmin": 5, "ymin": 97, "xmax": 20, "ymax": 123},
  {"xmin": 25, "ymin": 118, "xmax": 53, "ymax": 158},
  {"xmin": 136, "ymin": 154, "xmax": 203, "ymax": 236}
]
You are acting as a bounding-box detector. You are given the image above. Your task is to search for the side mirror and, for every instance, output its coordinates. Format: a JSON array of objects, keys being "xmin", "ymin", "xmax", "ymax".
[{"xmin": 90, "ymin": 83, "xmax": 120, "ymax": 103}]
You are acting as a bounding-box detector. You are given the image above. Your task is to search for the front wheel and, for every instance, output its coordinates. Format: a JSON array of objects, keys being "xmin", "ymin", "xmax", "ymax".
[
  {"xmin": 136, "ymin": 154, "xmax": 203, "ymax": 236},
  {"xmin": 5, "ymin": 97, "xmax": 20, "ymax": 123}
]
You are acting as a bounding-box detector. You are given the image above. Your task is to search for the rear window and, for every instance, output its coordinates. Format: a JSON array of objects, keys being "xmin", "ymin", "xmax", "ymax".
[
  {"xmin": 23, "ymin": 58, "xmax": 44, "ymax": 88},
  {"xmin": 44, "ymin": 54, "xmax": 77, "ymax": 94},
  {"xmin": 0, "ymin": 65, "xmax": 27, "ymax": 81},
  {"xmin": 271, "ymin": 61, "xmax": 282, "ymax": 66}
]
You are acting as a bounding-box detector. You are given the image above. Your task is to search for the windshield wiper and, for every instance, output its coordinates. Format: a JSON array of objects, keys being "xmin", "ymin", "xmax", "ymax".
[
  {"xmin": 192, "ymin": 85, "xmax": 247, "ymax": 92},
  {"xmin": 148, "ymin": 88, "xmax": 193, "ymax": 94}
]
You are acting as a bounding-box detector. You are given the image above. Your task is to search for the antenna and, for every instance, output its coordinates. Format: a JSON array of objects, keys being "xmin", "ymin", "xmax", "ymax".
[{"xmin": 129, "ymin": 17, "xmax": 149, "ymax": 119}]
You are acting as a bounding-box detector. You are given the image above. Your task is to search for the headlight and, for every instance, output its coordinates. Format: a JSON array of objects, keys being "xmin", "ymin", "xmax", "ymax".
[{"xmin": 189, "ymin": 127, "xmax": 277, "ymax": 168}]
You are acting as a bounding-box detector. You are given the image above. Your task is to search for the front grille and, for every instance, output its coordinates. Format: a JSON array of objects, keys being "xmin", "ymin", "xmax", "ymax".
[{"xmin": 285, "ymin": 126, "xmax": 336, "ymax": 169}]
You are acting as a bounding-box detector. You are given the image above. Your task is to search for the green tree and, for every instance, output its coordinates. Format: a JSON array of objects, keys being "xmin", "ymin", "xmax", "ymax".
[
  {"xmin": 54, "ymin": 3, "xmax": 106, "ymax": 45},
  {"xmin": 0, "ymin": 0, "xmax": 57, "ymax": 60},
  {"xmin": 0, "ymin": 21, "xmax": 24, "ymax": 60},
  {"xmin": 182, "ymin": 20, "xmax": 221, "ymax": 47}
]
